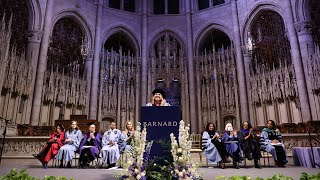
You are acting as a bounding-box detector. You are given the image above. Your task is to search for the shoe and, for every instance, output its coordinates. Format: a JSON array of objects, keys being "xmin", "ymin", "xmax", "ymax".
[
  {"xmin": 233, "ymin": 163, "xmax": 240, "ymax": 169},
  {"xmin": 43, "ymin": 163, "xmax": 48, "ymax": 169},
  {"xmin": 219, "ymin": 161, "xmax": 225, "ymax": 169},
  {"xmin": 67, "ymin": 162, "xmax": 71, "ymax": 168},
  {"xmin": 33, "ymin": 154, "xmax": 40, "ymax": 158},
  {"xmin": 106, "ymin": 163, "xmax": 116, "ymax": 169},
  {"xmin": 59, "ymin": 163, "xmax": 63, "ymax": 168},
  {"xmin": 254, "ymin": 160, "xmax": 261, "ymax": 169}
]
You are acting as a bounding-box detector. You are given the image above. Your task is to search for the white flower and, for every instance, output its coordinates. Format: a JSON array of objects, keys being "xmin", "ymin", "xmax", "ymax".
[
  {"xmin": 134, "ymin": 168, "xmax": 139, "ymax": 174},
  {"xmin": 178, "ymin": 172, "xmax": 184, "ymax": 178},
  {"xmin": 136, "ymin": 174, "xmax": 141, "ymax": 179},
  {"xmin": 177, "ymin": 148, "xmax": 183, "ymax": 154},
  {"xmin": 141, "ymin": 171, "xmax": 146, "ymax": 176},
  {"xmin": 175, "ymin": 169, "xmax": 179, "ymax": 174},
  {"xmin": 178, "ymin": 156, "xmax": 184, "ymax": 163}
]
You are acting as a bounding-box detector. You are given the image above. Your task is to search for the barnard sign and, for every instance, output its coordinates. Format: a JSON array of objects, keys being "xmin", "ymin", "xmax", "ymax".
[{"xmin": 140, "ymin": 106, "xmax": 180, "ymax": 158}]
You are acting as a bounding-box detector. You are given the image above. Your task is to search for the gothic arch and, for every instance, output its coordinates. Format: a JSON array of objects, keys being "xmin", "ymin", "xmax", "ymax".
[
  {"xmin": 194, "ymin": 23, "xmax": 233, "ymax": 55},
  {"xmin": 101, "ymin": 25, "xmax": 140, "ymax": 56},
  {"xmin": 148, "ymin": 29, "xmax": 186, "ymax": 57},
  {"xmin": 50, "ymin": 10, "xmax": 93, "ymax": 49},
  {"xmin": 26, "ymin": 0, "xmax": 42, "ymax": 30},
  {"xmin": 242, "ymin": 3, "xmax": 287, "ymax": 46}
]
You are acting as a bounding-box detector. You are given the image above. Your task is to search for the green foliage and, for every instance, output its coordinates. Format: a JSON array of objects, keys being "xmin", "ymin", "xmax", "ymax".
[
  {"xmin": 1, "ymin": 169, "xmax": 39, "ymax": 180},
  {"xmin": 145, "ymin": 159, "xmax": 173, "ymax": 180},
  {"xmin": 1, "ymin": 168, "xmax": 74, "ymax": 180},
  {"xmin": 299, "ymin": 172, "xmax": 320, "ymax": 180}
]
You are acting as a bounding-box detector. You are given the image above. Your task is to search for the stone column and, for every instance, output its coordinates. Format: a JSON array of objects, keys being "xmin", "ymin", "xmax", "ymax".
[
  {"xmin": 185, "ymin": 0, "xmax": 198, "ymax": 133},
  {"xmin": 89, "ymin": 0, "xmax": 103, "ymax": 120},
  {"xmin": 30, "ymin": 0, "xmax": 53, "ymax": 125},
  {"xmin": 85, "ymin": 52, "xmax": 93, "ymax": 115},
  {"xmin": 120, "ymin": 0, "xmax": 124, "ymax": 10},
  {"xmin": 25, "ymin": 30, "xmax": 42, "ymax": 124},
  {"xmin": 284, "ymin": 0, "xmax": 312, "ymax": 121},
  {"xmin": 141, "ymin": 0, "xmax": 148, "ymax": 105},
  {"xmin": 295, "ymin": 21, "xmax": 318, "ymax": 120},
  {"xmin": 242, "ymin": 49, "xmax": 255, "ymax": 125},
  {"xmin": 231, "ymin": 0, "xmax": 250, "ymax": 122},
  {"xmin": 164, "ymin": 0, "xmax": 168, "ymax": 14}
]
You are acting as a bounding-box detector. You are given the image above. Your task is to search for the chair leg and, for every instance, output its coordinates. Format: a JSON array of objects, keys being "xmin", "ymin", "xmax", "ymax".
[
  {"xmin": 199, "ymin": 153, "xmax": 202, "ymax": 165},
  {"xmin": 263, "ymin": 152, "xmax": 266, "ymax": 167},
  {"xmin": 267, "ymin": 153, "xmax": 270, "ymax": 167},
  {"xmin": 244, "ymin": 159, "xmax": 247, "ymax": 168}
]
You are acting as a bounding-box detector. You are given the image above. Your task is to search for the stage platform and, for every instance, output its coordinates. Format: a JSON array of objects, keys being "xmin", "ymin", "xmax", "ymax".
[{"xmin": 0, "ymin": 159, "xmax": 319, "ymax": 180}]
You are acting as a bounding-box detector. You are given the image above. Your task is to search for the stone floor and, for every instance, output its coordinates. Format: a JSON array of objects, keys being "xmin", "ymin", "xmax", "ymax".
[{"xmin": 0, "ymin": 158, "xmax": 319, "ymax": 180}]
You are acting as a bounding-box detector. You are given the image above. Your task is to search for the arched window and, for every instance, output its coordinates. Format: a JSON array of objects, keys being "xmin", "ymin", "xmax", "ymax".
[
  {"xmin": 198, "ymin": 29, "xmax": 231, "ymax": 54},
  {"xmin": 47, "ymin": 18, "xmax": 85, "ymax": 75},
  {"xmin": 124, "ymin": 0, "xmax": 135, "ymax": 12},
  {"xmin": 109, "ymin": 0, "xmax": 135, "ymax": 12},
  {"xmin": 310, "ymin": 0, "xmax": 320, "ymax": 45},
  {"xmin": 109, "ymin": 0, "xmax": 120, "ymax": 9},
  {"xmin": 198, "ymin": 0, "xmax": 225, "ymax": 10},
  {"xmin": 154, "ymin": 0, "xmax": 165, "ymax": 14},
  {"xmin": 154, "ymin": 0, "xmax": 179, "ymax": 15},
  {"xmin": 198, "ymin": 0, "xmax": 209, "ymax": 10},
  {"xmin": 250, "ymin": 11, "xmax": 291, "ymax": 73},
  {"xmin": 168, "ymin": 0, "xmax": 179, "ymax": 14}
]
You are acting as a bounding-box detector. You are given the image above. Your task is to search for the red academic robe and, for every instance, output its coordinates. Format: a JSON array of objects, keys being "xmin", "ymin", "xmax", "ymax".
[{"xmin": 37, "ymin": 132, "xmax": 65, "ymax": 164}]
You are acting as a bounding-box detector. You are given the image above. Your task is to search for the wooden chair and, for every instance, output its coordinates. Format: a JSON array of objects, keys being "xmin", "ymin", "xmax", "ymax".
[{"xmin": 190, "ymin": 133, "xmax": 203, "ymax": 166}]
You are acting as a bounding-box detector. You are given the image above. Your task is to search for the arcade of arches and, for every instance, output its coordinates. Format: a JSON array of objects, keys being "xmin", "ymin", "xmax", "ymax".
[{"xmin": 1, "ymin": 0, "xmax": 320, "ymax": 134}]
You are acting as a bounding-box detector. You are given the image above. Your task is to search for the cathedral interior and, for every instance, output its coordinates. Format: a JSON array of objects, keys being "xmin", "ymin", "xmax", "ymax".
[{"xmin": 0, "ymin": 0, "xmax": 320, "ymax": 135}]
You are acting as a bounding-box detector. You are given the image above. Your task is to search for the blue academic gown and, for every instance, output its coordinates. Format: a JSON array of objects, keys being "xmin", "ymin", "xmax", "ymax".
[
  {"xmin": 56, "ymin": 129, "xmax": 82, "ymax": 161},
  {"xmin": 202, "ymin": 131, "xmax": 222, "ymax": 163},
  {"xmin": 101, "ymin": 129, "xmax": 121, "ymax": 165}
]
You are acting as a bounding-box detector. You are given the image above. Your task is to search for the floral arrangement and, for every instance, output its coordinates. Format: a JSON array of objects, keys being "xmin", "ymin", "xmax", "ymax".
[
  {"xmin": 170, "ymin": 120, "xmax": 202, "ymax": 180},
  {"xmin": 118, "ymin": 122, "xmax": 150, "ymax": 180}
]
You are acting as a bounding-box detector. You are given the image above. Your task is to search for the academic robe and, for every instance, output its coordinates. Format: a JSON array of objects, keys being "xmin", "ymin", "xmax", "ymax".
[
  {"xmin": 119, "ymin": 130, "xmax": 134, "ymax": 153},
  {"xmin": 79, "ymin": 132, "xmax": 102, "ymax": 164},
  {"xmin": 101, "ymin": 129, "xmax": 122, "ymax": 165},
  {"xmin": 222, "ymin": 131, "xmax": 241, "ymax": 163},
  {"xmin": 202, "ymin": 131, "xmax": 222, "ymax": 163},
  {"xmin": 36, "ymin": 132, "xmax": 65, "ymax": 164},
  {"xmin": 56, "ymin": 129, "xmax": 82, "ymax": 162},
  {"xmin": 260, "ymin": 128, "xmax": 288, "ymax": 164}
]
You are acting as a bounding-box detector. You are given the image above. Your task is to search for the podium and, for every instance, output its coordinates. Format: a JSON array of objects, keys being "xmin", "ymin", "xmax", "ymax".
[{"xmin": 140, "ymin": 106, "xmax": 181, "ymax": 158}]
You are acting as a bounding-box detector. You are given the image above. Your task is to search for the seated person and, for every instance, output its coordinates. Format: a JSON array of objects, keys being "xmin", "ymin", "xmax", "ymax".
[
  {"xmin": 202, "ymin": 122, "xmax": 229, "ymax": 169},
  {"xmin": 33, "ymin": 124, "xmax": 65, "ymax": 168},
  {"xmin": 240, "ymin": 121, "xmax": 261, "ymax": 168},
  {"xmin": 101, "ymin": 121, "xmax": 121, "ymax": 169},
  {"xmin": 56, "ymin": 120, "xmax": 82, "ymax": 168},
  {"xmin": 260, "ymin": 120, "xmax": 288, "ymax": 167},
  {"xmin": 119, "ymin": 121, "xmax": 135, "ymax": 153},
  {"xmin": 146, "ymin": 89, "xmax": 171, "ymax": 106},
  {"xmin": 222, "ymin": 123, "xmax": 241, "ymax": 169},
  {"xmin": 78, "ymin": 122, "xmax": 102, "ymax": 168}
]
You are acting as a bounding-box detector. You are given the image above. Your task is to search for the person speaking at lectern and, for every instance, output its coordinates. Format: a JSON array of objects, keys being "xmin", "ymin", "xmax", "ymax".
[{"xmin": 146, "ymin": 89, "xmax": 171, "ymax": 106}]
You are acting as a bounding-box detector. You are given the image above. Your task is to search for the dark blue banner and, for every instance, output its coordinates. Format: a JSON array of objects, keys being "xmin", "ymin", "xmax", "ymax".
[{"xmin": 140, "ymin": 106, "xmax": 180, "ymax": 158}]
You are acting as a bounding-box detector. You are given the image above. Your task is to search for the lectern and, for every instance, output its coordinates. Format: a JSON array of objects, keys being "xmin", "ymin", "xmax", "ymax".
[{"xmin": 140, "ymin": 106, "xmax": 181, "ymax": 158}]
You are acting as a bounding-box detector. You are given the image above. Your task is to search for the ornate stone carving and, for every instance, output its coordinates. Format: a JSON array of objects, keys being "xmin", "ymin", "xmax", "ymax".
[
  {"xmin": 294, "ymin": 21, "xmax": 313, "ymax": 36},
  {"xmin": 195, "ymin": 46, "xmax": 238, "ymax": 125},
  {"xmin": 307, "ymin": 44, "xmax": 320, "ymax": 95},
  {"xmin": 101, "ymin": 49, "xmax": 139, "ymax": 127},
  {"xmin": 0, "ymin": 137, "xmax": 49, "ymax": 157},
  {"xmin": 26, "ymin": 30, "xmax": 43, "ymax": 43}
]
